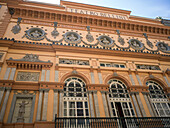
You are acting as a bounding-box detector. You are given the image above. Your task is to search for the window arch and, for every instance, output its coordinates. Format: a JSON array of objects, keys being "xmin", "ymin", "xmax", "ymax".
[
  {"xmin": 63, "ymin": 77, "xmax": 89, "ymax": 117},
  {"xmin": 147, "ymin": 80, "xmax": 170, "ymax": 117},
  {"xmin": 108, "ymin": 79, "xmax": 135, "ymax": 118}
]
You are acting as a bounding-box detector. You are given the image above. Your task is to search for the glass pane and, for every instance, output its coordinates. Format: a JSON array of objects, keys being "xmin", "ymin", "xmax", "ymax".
[
  {"xmin": 117, "ymin": 84, "xmax": 122, "ymax": 88},
  {"xmin": 165, "ymin": 110, "xmax": 170, "ymax": 115},
  {"xmin": 111, "ymin": 102, "xmax": 114, "ymax": 108},
  {"xmin": 122, "ymin": 103, "xmax": 128, "ymax": 108},
  {"xmin": 119, "ymin": 94, "xmax": 125, "ymax": 98},
  {"xmin": 156, "ymin": 103, "xmax": 162, "ymax": 109},
  {"xmin": 64, "ymin": 109, "xmax": 67, "ymax": 116},
  {"xmin": 69, "ymin": 88, "xmax": 74, "ymax": 91},
  {"xmin": 85, "ymin": 102, "xmax": 88, "ymax": 108},
  {"xmin": 100, "ymin": 63, "xmax": 105, "ymax": 67},
  {"xmin": 85, "ymin": 109, "xmax": 89, "ymax": 116},
  {"xmin": 69, "ymin": 82, "xmax": 74, "ymax": 87},
  {"xmin": 64, "ymin": 101, "xmax": 67, "ymax": 108},
  {"xmin": 77, "ymin": 109, "xmax": 83, "ymax": 116},
  {"xmin": 69, "ymin": 93, "xmax": 74, "ymax": 97},
  {"xmin": 84, "ymin": 93, "xmax": 87, "ymax": 97},
  {"xmin": 118, "ymin": 89, "xmax": 123, "ymax": 93},
  {"xmin": 159, "ymin": 110, "xmax": 165, "ymax": 116},
  {"xmin": 124, "ymin": 110, "xmax": 130, "ymax": 116},
  {"xmin": 77, "ymin": 102, "xmax": 83, "ymax": 108},
  {"xmin": 69, "ymin": 102, "xmax": 75, "ymax": 108},
  {"xmin": 76, "ymin": 88, "xmax": 81, "ymax": 91},
  {"xmin": 76, "ymin": 93, "xmax": 82, "ymax": 97},
  {"xmin": 131, "ymin": 109, "xmax": 135, "ymax": 116},
  {"xmin": 120, "ymin": 65, "xmax": 125, "ymax": 68},
  {"xmin": 112, "ymin": 109, "xmax": 116, "ymax": 116},
  {"xmin": 162, "ymin": 103, "xmax": 168, "ymax": 109},
  {"xmin": 76, "ymin": 82, "xmax": 81, "ymax": 87},
  {"xmin": 129, "ymin": 103, "xmax": 132, "ymax": 108},
  {"xmin": 69, "ymin": 109, "xmax": 75, "ymax": 116}
]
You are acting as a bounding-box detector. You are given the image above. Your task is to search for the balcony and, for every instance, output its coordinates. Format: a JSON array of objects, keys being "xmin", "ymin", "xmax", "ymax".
[{"xmin": 55, "ymin": 116, "xmax": 170, "ymax": 128}]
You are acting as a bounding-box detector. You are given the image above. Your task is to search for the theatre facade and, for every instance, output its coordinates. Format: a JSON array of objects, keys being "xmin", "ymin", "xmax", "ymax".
[{"xmin": 0, "ymin": 0, "xmax": 170, "ymax": 128}]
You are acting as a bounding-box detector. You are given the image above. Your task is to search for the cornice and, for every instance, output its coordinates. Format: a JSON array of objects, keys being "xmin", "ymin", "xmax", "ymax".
[{"xmin": 0, "ymin": 38, "xmax": 170, "ymax": 62}]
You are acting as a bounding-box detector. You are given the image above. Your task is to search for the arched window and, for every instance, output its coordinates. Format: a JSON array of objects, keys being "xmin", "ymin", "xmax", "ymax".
[
  {"xmin": 108, "ymin": 79, "xmax": 135, "ymax": 117},
  {"xmin": 63, "ymin": 77, "xmax": 89, "ymax": 117},
  {"xmin": 147, "ymin": 80, "xmax": 170, "ymax": 117}
]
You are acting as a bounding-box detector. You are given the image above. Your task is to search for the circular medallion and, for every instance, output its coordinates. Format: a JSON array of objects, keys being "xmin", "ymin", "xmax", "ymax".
[
  {"xmin": 25, "ymin": 28, "xmax": 46, "ymax": 41},
  {"xmin": 129, "ymin": 39, "xmax": 144, "ymax": 50},
  {"xmin": 97, "ymin": 35, "xmax": 114, "ymax": 47},
  {"xmin": 156, "ymin": 42, "xmax": 169, "ymax": 52},
  {"xmin": 63, "ymin": 32, "xmax": 82, "ymax": 44}
]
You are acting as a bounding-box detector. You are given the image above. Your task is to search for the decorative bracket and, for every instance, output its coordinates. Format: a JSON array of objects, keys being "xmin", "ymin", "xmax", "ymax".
[
  {"xmin": 11, "ymin": 17, "xmax": 22, "ymax": 34},
  {"xmin": 143, "ymin": 33, "xmax": 153, "ymax": 49},
  {"xmin": 51, "ymin": 22, "xmax": 59, "ymax": 39},
  {"xmin": 86, "ymin": 26, "xmax": 94, "ymax": 42},
  {"xmin": 116, "ymin": 30, "xmax": 125, "ymax": 46}
]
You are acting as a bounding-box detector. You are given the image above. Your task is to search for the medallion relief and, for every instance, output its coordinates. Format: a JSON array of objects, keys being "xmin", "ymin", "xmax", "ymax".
[
  {"xmin": 129, "ymin": 39, "xmax": 144, "ymax": 50},
  {"xmin": 63, "ymin": 31, "xmax": 82, "ymax": 44},
  {"xmin": 97, "ymin": 35, "xmax": 114, "ymax": 47},
  {"xmin": 23, "ymin": 28, "xmax": 46, "ymax": 41}
]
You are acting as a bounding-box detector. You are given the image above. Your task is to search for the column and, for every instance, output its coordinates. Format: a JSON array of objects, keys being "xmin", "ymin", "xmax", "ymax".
[
  {"xmin": 130, "ymin": 93, "xmax": 142, "ymax": 117},
  {"xmin": 3, "ymin": 68, "xmax": 11, "ymax": 80},
  {"xmin": 90, "ymin": 72, "xmax": 95, "ymax": 84},
  {"xmin": 163, "ymin": 75, "xmax": 170, "ymax": 87},
  {"xmin": 46, "ymin": 70, "xmax": 50, "ymax": 81},
  {"xmin": 101, "ymin": 91, "xmax": 109, "ymax": 117},
  {"xmin": 129, "ymin": 73, "xmax": 135, "ymax": 86},
  {"xmin": 59, "ymin": 90, "xmax": 63, "ymax": 117},
  {"xmin": 53, "ymin": 89, "xmax": 58, "ymax": 120},
  {"xmin": 136, "ymin": 93, "xmax": 146, "ymax": 117},
  {"xmin": 36, "ymin": 89, "xmax": 43, "ymax": 121},
  {"xmin": 0, "ymin": 87, "xmax": 11, "ymax": 121},
  {"xmin": 93, "ymin": 91, "xmax": 100, "ymax": 117},
  {"xmin": 42, "ymin": 89, "xmax": 49, "ymax": 121},
  {"xmin": 55, "ymin": 70, "xmax": 59, "ymax": 82},
  {"xmin": 41, "ymin": 70, "xmax": 45, "ymax": 81},
  {"xmin": 142, "ymin": 92, "xmax": 156, "ymax": 117},
  {"xmin": 0, "ymin": 87, "xmax": 5, "ymax": 105},
  {"xmin": 88, "ymin": 91, "xmax": 94, "ymax": 117},
  {"xmin": 9, "ymin": 68, "xmax": 16, "ymax": 80},
  {"xmin": 106, "ymin": 93, "xmax": 113, "ymax": 117},
  {"xmin": 136, "ymin": 74, "xmax": 142, "ymax": 86},
  {"xmin": 98, "ymin": 72, "xmax": 103, "ymax": 84}
]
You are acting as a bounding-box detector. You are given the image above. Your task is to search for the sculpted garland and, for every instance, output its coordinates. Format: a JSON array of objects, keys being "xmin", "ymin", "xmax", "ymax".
[{"xmin": 11, "ymin": 21, "xmax": 170, "ymax": 53}]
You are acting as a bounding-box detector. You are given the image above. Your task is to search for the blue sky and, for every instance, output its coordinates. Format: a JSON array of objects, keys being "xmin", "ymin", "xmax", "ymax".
[{"xmin": 28, "ymin": 0, "xmax": 170, "ymax": 19}]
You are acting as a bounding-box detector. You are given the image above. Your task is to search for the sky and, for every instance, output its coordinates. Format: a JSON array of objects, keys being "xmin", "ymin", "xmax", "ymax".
[{"xmin": 27, "ymin": 0, "xmax": 170, "ymax": 19}]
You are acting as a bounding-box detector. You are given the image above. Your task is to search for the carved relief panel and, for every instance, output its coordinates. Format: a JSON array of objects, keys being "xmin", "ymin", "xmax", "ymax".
[
  {"xmin": 12, "ymin": 97, "xmax": 32, "ymax": 123},
  {"xmin": 16, "ymin": 72, "xmax": 40, "ymax": 81}
]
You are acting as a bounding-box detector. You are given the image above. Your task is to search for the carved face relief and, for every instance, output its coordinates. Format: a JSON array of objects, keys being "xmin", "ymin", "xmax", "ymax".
[
  {"xmin": 129, "ymin": 39, "xmax": 144, "ymax": 50},
  {"xmin": 157, "ymin": 42, "xmax": 168, "ymax": 51},
  {"xmin": 98, "ymin": 35, "xmax": 114, "ymax": 47},
  {"xmin": 24, "ymin": 28, "xmax": 46, "ymax": 41},
  {"xmin": 63, "ymin": 32, "xmax": 82, "ymax": 44}
]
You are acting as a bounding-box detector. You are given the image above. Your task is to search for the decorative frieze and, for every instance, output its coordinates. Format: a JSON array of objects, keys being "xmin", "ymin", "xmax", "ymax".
[
  {"xmin": 59, "ymin": 58, "xmax": 89, "ymax": 65},
  {"xmin": 16, "ymin": 72, "xmax": 40, "ymax": 82},
  {"xmin": 100, "ymin": 62, "xmax": 126, "ymax": 68},
  {"xmin": 136, "ymin": 64, "xmax": 160, "ymax": 70}
]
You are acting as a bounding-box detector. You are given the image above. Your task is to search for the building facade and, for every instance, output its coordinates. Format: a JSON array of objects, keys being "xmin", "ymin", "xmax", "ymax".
[{"xmin": 0, "ymin": 0, "xmax": 170, "ymax": 128}]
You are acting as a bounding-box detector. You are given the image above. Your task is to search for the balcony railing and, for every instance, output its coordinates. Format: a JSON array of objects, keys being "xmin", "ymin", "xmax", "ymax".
[{"xmin": 55, "ymin": 115, "xmax": 170, "ymax": 128}]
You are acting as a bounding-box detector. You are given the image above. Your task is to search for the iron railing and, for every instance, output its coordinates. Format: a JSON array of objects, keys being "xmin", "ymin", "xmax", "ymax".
[{"xmin": 55, "ymin": 115, "xmax": 170, "ymax": 128}]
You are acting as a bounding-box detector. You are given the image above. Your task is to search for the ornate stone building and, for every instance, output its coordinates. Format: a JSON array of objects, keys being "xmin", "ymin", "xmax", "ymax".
[{"xmin": 0, "ymin": 0, "xmax": 170, "ymax": 128}]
